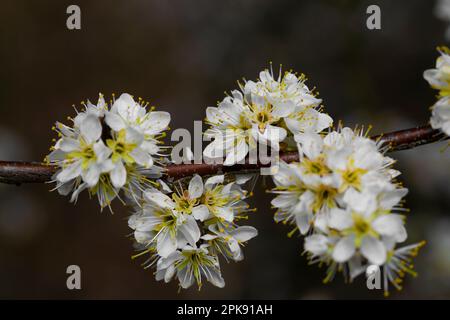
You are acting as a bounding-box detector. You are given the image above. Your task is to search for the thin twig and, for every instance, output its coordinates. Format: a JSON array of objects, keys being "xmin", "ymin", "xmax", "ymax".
[{"xmin": 0, "ymin": 125, "xmax": 447, "ymax": 185}]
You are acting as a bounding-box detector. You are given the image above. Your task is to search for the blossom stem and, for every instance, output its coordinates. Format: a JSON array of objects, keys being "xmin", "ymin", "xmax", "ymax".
[{"xmin": 0, "ymin": 125, "xmax": 447, "ymax": 184}]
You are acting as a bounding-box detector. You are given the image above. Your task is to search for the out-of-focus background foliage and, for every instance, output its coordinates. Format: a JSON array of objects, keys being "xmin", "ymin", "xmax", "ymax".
[{"xmin": 1, "ymin": 0, "xmax": 449, "ymax": 299}]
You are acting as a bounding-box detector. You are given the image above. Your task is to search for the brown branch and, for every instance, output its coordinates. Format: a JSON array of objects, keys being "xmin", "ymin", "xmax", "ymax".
[
  {"xmin": 371, "ymin": 124, "xmax": 447, "ymax": 151},
  {"xmin": 0, "ymin": 125, "xmax": 447, "ymax": 185}
]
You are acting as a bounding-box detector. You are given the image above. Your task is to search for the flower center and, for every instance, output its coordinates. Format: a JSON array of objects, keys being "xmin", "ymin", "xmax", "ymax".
[
  {"xmin": 201, "ymin": 186, "xmax": 231, "ymax": 214},
  {"xmin": 172, "ymin": 190, "xmax": 197, "ymax": 214},
  {"xmin": 302, "ymin": 156, "xmax": 331, "ymax": 176},
  {"xmin": 248, "ymin": 103, "xmax": 275, "ymax": 132},
  {"xmin": 106, "ymin": 129, "xmax": 137, "ymax": 164},
  {"xmin": 67, "ymin": 143, "xmax": 97, "ymax": 169},
  {"xmin": 176, "ymin": 250, "xmax": 216, "ymax": 288},
  {"xmin": 312, "ymin": 185, "xmax": 338, "ymax": 213},
  {"xmin": 353, "ymin": 215, "xmax": 370, "ymax": 234},
  {"xmin": 341, "ymin": 168, "xmax": 367, "ymax": 192}
]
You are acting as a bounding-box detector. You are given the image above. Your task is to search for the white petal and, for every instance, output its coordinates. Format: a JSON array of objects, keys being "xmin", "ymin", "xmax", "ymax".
[
  {"xmin": 235, "ymin": 173, "xmax": 254, "ymax": 185},
  {"xmin": 192, "ymin": 205, "xmax": 210, "ymax": 221},
  {"xmin": 332, "ymin": 235, "xmax": 356, "ymax": 263},
  {"xmin": 135, "ymin": 216, "xmax": 163, "ymax": 232},
  {"xmin": 179, "ymin": 216, "xmax": 201, "ymax": 246},
  {"xmin": 96, "ymin": 158, "xmax": 113, "ymax": 174},
  {"xmin": 314, "ymin": 212, "xmax": 329, "ymax": 233},
  {"xmin": 205, "ymin": 266, "xmax": 225, "ymax": 288},
  {"xmin": 204, "ymin": 175, "xmax": 224, "ymax": 188},
  {"xmin": 105, "ymin": 112, "xmax": 126, "ymax": 131},
  {"xmin": 271, "ymin": 195, "xmax": 296, "ymax": 209},
  {"xmin": 80, "ymin": 114, "xmax": 102, "ymax": 143},
  {"xmin": 143, "ymin": 190, "xmax": 175, "ymax": 209},
  {"xmin": 343, "ymin": 189, "xmax": 377, "ymax": 216},
  {"xmin": 81, "ymin": 165, "xmax": 101, "ymax": 187},
  {"xmin": 326, "ymin": 148, "xmax": 350, "ymax": 171},
  {"xmin": 157, "ymin": 179, "xmax": 172, "ymax": 193},
  {"xmin": 201, "ymin": 234, "xmax": 217, "ymax": 241},
  {"xmin": 315, "ymin": 112, "xmax": 333, "ymax": 132},
  {"xmin": 328, "ymin": 208, "xmax": 353, "ymax": 231},
  {"xmin": 284, "ymin": 118, "xmax": 303, "ymax": 135},
  {"xmin": 231, "ymin": 226, "xmax": 258, "ymax": 242},
  {"xmin": 164, "ymin": 264, "xmax": 176, "ymax": 283},
  {"xmin": 379, "ymin": 188, "xmax": 408, "ymax": 210},
  {"xmin": 159, "ymin": 250, "xmax": 182, "ymax": 269},
  {"xmin": 295, "ymin": 212, "xmax": 312, "ymax": 235},
  {"xmin": 130, "ymin": 148, "xmax": 153, "ymax": 167},
  {"xmin": 224, "ymin": 138, "xmax": 248, "ymax": 166},
  {"xmin": 372, "ymin": 214, "xmax": 406, "ymax": 240},
  {"xmin": 361, "ymin": 236, "xmax": 387, "ymax": 265},
  {"xmin": 254, "ymin": 124, "xmax": 287, "ymax": 147},
  {"xmin": 125, "ymin": 127, "xmax": 144, "ymax": 145},
  {"xmin": 93, "ymin": 140, "xmax": 112, "ymax": 162},
  {"xmin": 128, "ymin": 214, "xmax": 139, "ymax": 229},
  {"xmin": 58, "ymin": 138, "xmax": 80, "ymax": 152},
  {"xmin": 134, "ymin": 230, "xmax": 154, "ymax": 244},
  {"xmin": 348, "ymin": 256, "xmax": 366, "ymax": 280},
  {"xmin": 114, "ymin": 93, "xmax": 139, "ymax": 122},
  {"xmin": 188, "ymin": 174, "xmax": 204, "ymax": 199},
  {"xmin": 48, "ymin": 148, "xmax": 66, "ymax": 162},
  {"xmin": 70, "ymin": 182, "xmax": 88, "ymax": 203},
  {"xmin": 142, "ymin": 111, "xmax": 171, "ymax": 135},
  {"xmin": 215, "ymin": 207, "xmax": 234, "ymax": 222},
  {"xmin": 203, "ymin": 140, "xmax": 224, "ymax": 160},
  {"xmin": 157, "ymin": 230, "xmax": 177, "ymax": 258},
  {"xmin": 304, "ymin": 234, "xmax": 329, "ymax": 256},
  {"xmin": 229, "ymin": 239, "xmax": 243, "ymax": 261},
  {"xmin": 110, "ymin": 161, "xmax": 127, "ymax": 188},
  {"xmin": 271, "ymin": 101, "xmax": 296, "ymax": 118},
  {"xmin": 259, "ymin": 70, "xmax": 272, "ymax": 82},
  {"xmin": 56, "ymin": 179, "xmax": 75, "ymax": 196},
  {"xmin": 140, "ymin": 141, "xmax": 160, "ymax": 155},
  {"xmin": 294, "ymin": 132, "xmax": 323, "ymax": 159},
  {"xmin": 56, "ymin": 161, "xmax": 82, "ymax": 182},
  {"xmin": 206, "ymin": 107, "xmax": 221, "ymax": 124},
  {"xmin": 177, "ymin": 266, "xmax": 195, "ymax": 289}
]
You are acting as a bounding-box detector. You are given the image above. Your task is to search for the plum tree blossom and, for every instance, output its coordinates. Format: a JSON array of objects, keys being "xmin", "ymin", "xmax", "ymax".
[
  {"xmin": 46, "ymin": 93, "xmax": 170, "ymax": 210},
  {"xmin": 271, "ymin": 127, "xmax": 399, "ymax": 236},
  {"xmin": 424, "ymin": 46, "xmax": 450, "ymax": 136},
  {"xmin": 270, "ymin": 126, "xmax": 424, "ymax": 295},
  {"xmin": 155, "ymin": 244, "xmax": 225, "ymax": 289},
  {"xmin": 128, "ymin": 174, "xmax": 258, "ymax": 289},
  {"xmin": 2, "ymin": 59, "xmax": 443, "ymax": 295},
  {"xmin": 204, "ymin": 67, "xmax": 333, "ymax": 165}
]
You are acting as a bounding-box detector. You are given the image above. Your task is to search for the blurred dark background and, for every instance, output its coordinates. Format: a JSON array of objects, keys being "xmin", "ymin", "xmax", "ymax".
[{"xmin": 1, "ymin": 0, "xmax": 449, "ymax": 299}]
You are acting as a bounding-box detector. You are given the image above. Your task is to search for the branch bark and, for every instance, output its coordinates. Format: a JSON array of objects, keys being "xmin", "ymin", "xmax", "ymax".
[{"xmin": 0, "ymin": 125, "xmax": 447, "ymax": 185}]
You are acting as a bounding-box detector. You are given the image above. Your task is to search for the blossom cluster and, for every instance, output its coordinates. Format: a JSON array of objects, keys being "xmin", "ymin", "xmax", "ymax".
[
  {"xmin": 46, "ymin": 93, "xmax": 171, "ymax": 210},
  {"xmin": 424, "ymin": 46, "xmax": 450, "ymax": 137},
  {"xmin": 204, "ymin": 67, "xmax": 333, "ymax": 165},
  {"xmin": 128, "ymin": 174, "xmax": 258, "ymax": 289},
  {"xmin": 43, "ymin": 63, "xmax": 430, "ymax": 294},
  {"xmin": 270, "ymin": 127, "xmax": 425, "ymax": 296}
]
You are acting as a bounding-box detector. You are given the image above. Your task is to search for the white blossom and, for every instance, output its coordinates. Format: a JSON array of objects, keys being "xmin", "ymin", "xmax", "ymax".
[
  {"xmin": 155, "ymin": 244, "xmax": 225, "ymax": 289},
  {"xmin": 129, "ymin": 174, "xmax": 257, "ymax": 290},
  {"xmin": 243, "ymin": 68, "xmax": 332, "ymax": 135},
  {"xmin": 201, "ymin": 224, "xmax": 258, "ymax": 262},
  {"xmin": 424, "ymin": 47, "xmax": 450, "ymax": 136},
  {"xmin": 129, "ymin": 189, "xmax": 201, "ymax": 258},
  {"xmin": 270, "ymin": 125, "xmax": 423, "ymax": 295},
  {"xmin": 271, "ymin": 127, "xmax": 399, "ymax": 236},
  {"xmin": 47, "ymin": 93, "xmax": 170, "ymax": 209},
  {"xmin": 204, "ymin": 67, "xmax": 333, "ymax": 165}
]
